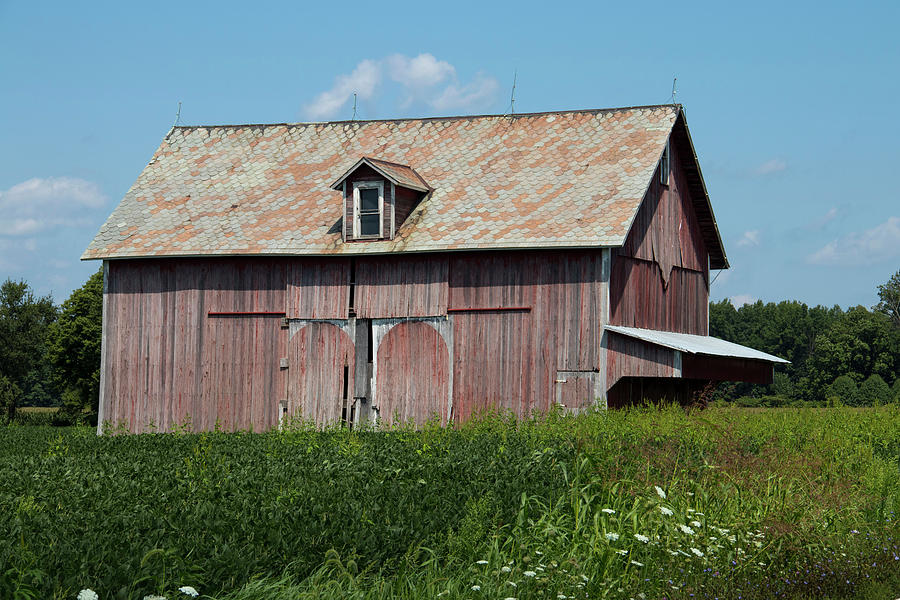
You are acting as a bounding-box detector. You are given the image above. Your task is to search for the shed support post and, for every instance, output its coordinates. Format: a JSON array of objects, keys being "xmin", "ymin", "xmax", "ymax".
[{"xmin": 597, "ymin": 249, "xmax": 610, "ymax": 409}]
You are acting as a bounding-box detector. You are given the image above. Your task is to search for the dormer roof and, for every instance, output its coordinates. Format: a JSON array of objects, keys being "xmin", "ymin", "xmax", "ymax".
[
  {"xmin": 82, "ymin": 104, "xmax": 727, "ymax": 268},
  {"xmin": 331, "ymin": 157, "xmax": 430, "ymax": 193}
]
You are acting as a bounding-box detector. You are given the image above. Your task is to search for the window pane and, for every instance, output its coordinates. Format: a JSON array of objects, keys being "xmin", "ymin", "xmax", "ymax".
[
  {"xmin": 359, "ymin": 188, "xmax": 379, "ymax": 211},
  {"xmin": 359, "ymin": 213, "xmax": 381, "ymax": 236}
]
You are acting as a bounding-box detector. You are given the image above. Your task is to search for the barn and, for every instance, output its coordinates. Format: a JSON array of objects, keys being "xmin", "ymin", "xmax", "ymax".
[{"xmin": 83, "ymin": 104, "xmax": 787, "ymax": 433}]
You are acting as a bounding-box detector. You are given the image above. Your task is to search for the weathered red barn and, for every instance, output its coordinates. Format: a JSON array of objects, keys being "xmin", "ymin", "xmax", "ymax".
[{"xmin": 83, "ymin": 104, "xmax": 786, "ymax": 433}]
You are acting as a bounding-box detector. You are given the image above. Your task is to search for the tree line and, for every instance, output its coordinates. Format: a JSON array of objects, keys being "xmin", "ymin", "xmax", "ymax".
[
  {"xmin": 1, "ymin": 268, "xmax": 897, "ymax": 421},
  {"xmin": 710, "ymin": 270, "xmax": 900, "ymax": 406},
  {"xmin": 0, "ymin": 269, "xmax": 102, "ymax": 422}
]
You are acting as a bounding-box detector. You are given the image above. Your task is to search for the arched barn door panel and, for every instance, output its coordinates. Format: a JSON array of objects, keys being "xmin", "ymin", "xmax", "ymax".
[
  {"xmin": 287, "ymin": 322, "xmax": 355, "ymax": 426},
  {"xmin": 375, "ymin": 321, "xmax": 450, "ymax": 426}
]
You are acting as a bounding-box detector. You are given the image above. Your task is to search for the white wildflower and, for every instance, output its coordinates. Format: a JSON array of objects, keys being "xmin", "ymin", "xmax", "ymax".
[
  {"xmin": 78, "ymin": 591, "xmax": 99, "ymax": 600},
  {"xmin": 659, "ymin": 506, "xmax": 674, "ymax": 516},
  {"xmin": 727, "ymin": 535, "xmax": 737, "ymax": 543},
  {"xmin": 143, "ymin": 596, "xmax": 166, "ymax": 600},
  {"xmin": 471, "ymin": 585, "xmax": 481, "ymax": 591},
  {"xmin": 504, "ymin": 597, "xmax": 518, "ymax": 600},
  {"xmin": 690, "ymin": 520, "xmax": 702, "ymax": 528},
  {"xmin": 501, "ymin": 566, "xmax": 512, "ymax": 573},
  {"xmin": 687, "ymin": 508, "xmax": 695, "ymax": 513},
  {"xmin": 602, "ymin": 508, "xmax": 616, "ymax": 514},
  {"xmin": 507, "ymin": 582, "xmax": 517, "ymax": 588},
  {"xmin": 558, "ymin": 595, "xmax": 568, "ymax": 599},
  {"xmin": 690, "ymin": 547, "xmax": 704, "ymax": 557},
  {"xmin": 678, "ymin": 524, "xmax": 696, "ymax": 535},
  {"xmin": 605, "ymin": 532, "xmax": 620, "ymax": 541},
  {"xmin": 634, "ymin": 533, "xmax": 649, "ymax": 543},
  {"xmin": 694, "ymin": 512, "xmax": 704, "ymax": 516},
  {"xmin": 630, "ymin": 560, "xmax": 644, "ymax": 566},
  {"xmin": 615, "ymin": 549, "xmax": 628, "ymax": 555},
  {"xmin": 654, "ymin": 485, "xmax": 666, "ymax": 499},
  {"xmin": 754, "ymin": 541, "xmax": 763, "ymax": 548},
  {"xmin": 523, "ymin": 570, "xmax": 536, "ymax": 577},
  {"xmin": 581, "ymin": 574, "xmax": 589, "ymax": 581},
  {"xmin": 178, "ymin": 588, "xmax": 199, "ymax": 598},
  {"xmin": 534, "ymin": 550, "xmax": 543, "ymax": 555},
  {"xmin": 476, "ymin": 559, "xmax": 488, "ymax": 565}
]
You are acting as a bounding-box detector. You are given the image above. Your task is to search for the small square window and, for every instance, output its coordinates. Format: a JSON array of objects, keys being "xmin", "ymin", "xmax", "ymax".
[{"xmin": 353, "ymin": 181, "xmax": 383, "ymax": 238}]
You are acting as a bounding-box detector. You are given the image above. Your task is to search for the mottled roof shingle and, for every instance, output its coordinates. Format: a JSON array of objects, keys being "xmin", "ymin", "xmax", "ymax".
[{"xmin": 83, "ymin": 105, "xmax": 706, "ymax": 260}]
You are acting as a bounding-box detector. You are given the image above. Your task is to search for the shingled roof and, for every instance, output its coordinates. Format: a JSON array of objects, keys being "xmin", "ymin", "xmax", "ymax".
[{"xmin": 82, "ymin": 104, "xmax": 726, "ymax": 266}]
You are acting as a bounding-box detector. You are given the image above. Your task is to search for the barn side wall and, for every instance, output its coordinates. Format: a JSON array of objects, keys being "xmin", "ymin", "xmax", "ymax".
[
  {"xmin": 609, "ymin": 139, "xmax": 710, "ymax": 335},
  {"xmin": 102, "ymin": 250, "xmax": 609, "ymax": 432}
]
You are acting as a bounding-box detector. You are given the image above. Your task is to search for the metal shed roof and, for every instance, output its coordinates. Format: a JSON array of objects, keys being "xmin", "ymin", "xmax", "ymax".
[{"xmin": 605, "ymin": 325, "xmax": 790, "ymax": 364}]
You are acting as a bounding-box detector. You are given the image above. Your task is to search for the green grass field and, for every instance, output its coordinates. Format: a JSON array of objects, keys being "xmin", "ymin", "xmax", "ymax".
[{"xmin": 1, "ymin": 406, "xmax": 898, "ymax": 600}]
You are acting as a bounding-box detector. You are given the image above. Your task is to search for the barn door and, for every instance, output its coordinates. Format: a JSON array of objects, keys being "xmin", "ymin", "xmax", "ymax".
[
  {"xmin": 555, "ymin": 370, "xmax": 599, "ymax": 413},
  {"xmin": 375, "ymin": 321, "xmax": 450, "ymax": 426},
  {"xmin": 287, "ymin": 322, "xmax": 355, "ymax": 426}
]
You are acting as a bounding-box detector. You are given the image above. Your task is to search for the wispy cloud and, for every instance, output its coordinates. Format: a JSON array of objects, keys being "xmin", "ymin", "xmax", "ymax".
[
  {"xmin": 303, "ymin": 53, "xmax": 499, "ymax": 120},
  {"xmin": 807, "ymin": 216, "xmax": 900, "ymax": 266},
  {"xmin": 753, "ymin": 159, "xmax": 787, "ymax": 176},
  {"xmin": 736, "ymin": 230, "xmax": 760, "ymax": 247},
  {"xmin": 729, "ymin": 294, "xmax": 757, "ymax": 308},
  {"xmin": 0, "ymin": 177, "xmax": 107, "ymax": 236}
]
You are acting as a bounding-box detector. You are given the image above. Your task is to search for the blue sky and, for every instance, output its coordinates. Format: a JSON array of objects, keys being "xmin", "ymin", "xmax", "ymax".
[{"xmin": 1, "ymin": 0, "xmax": 898, "ymax": 308}]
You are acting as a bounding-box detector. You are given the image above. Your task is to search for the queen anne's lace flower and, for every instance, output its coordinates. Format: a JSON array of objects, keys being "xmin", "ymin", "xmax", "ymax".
[
  {"xmin": 659, "ymin": 506, "xmax": 674, "ymax": 516},
  {"xmin": 178, "ymin": 588, "xmax": 199, "ymax": 598},
  {"xmin": 78, "ymin": 591, "xmax": 99, "ymax": 600},
  {"xmin": 476, "ymin": 560, "xmax": 488, "ymax": 565},
  {"xmin": 690, "ymin": 520, "xmax": 702, "ymax": 528},
  {"xmin": 143, "ymin": 596, "xmax": 167, "ymax": 600},
  {"xmin": 634, "ymin": 534, "xmax": 649, "ymax": 543},
  {"xmin": 690, "ymin": 547, "xmax": 704, "ymax": 557},
  {"xmin": 523, "ymin": 571, "xmax": 536, "ymax": 577},
  {"xmin": 654, "ymin": 486, "xmax": 666, "ymax": 499},
  {"xmin": 471, "ymin": 585, "xmax": 481, "ymax": 591},
  {"xmin": 601, "ymin": 508, "xmax": 616, "ymax": 514},
  {"xmin": 605, "ymin": 532, "xmax": 619, "ymax": 541},
  {"xmin": 679, "ymin": 524, "xmax": 696, "ymax": 535},
  {"xmin": 501, "ymin": 566, "xmax": 512, "ymax": 573}
]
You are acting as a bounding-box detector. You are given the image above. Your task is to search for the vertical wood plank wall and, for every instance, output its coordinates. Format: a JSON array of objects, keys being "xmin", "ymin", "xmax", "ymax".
[
  {"xmin": 104, "ymin": 250, "xmax": 609, "ymax": 431},
  {"xmin": 609, "ymin": 141, "xmax": 710, "ymax": 334}
]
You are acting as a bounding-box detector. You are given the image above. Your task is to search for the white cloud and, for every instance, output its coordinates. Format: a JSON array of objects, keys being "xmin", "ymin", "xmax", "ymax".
[
  {"xmin": 736, "ymin": 230, "xmax": 760, "ymax": 247},
  {"xmin": 0, "ymin": 177, "xmax": 107, "ymax": 236},
  {"xmin": 808, "ymin": 216, "xmax": 900, "ymax": 266},
  {"xmin": 729, "ymin": 294, "xmax": 757, "ymax": 308},
  {"xmin": 303, "ymin": 53, "xmax": 499, "ymax": 120},
  {"xmin": 753, "ymin": 159, "xmax": 787, "ymax": 176},
  {"xmin": 431, "ymin": 73, "xmax": 500, "ymax": 112}
]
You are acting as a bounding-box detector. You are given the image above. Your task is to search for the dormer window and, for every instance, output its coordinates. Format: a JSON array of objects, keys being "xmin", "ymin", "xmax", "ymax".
[
  {"xmin": 331, "ymin": 156, "xmax": 431, "ymax": 243},
  {"xmin": 354, "ymin": 181, "xmax": 383, "ymax": 238}
]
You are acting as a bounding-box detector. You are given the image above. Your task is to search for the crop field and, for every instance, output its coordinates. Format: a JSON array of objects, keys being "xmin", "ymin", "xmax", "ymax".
[{"xmin": 1, "ymin": 406, "xmax": 899, "ymax": 600}]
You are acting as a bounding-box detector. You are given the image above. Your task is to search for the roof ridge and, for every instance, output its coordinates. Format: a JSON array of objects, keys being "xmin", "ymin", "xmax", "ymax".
[{"xmin": 170, "ymin": 104, "xmax": 682, "ymax": 131}]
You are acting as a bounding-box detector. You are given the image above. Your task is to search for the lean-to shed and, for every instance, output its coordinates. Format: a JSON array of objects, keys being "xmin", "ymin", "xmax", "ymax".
[{"xmin": 84, "ymin": 104, "xmax": 787, "ymax": 433}]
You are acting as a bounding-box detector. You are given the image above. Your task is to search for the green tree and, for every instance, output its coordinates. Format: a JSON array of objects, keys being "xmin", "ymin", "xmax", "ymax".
[
  {"xmin": 828, "ymin": 375, "xmax": 858, "ymax": 406},
  {"xmin": 0, "ymin": 279, "xmax": 57, "ymax": 415},
  {"xmin": 805, "ymin": 306, "xmax": 900, "ymax": 401},
  {"xmin": 857, "ymin": 374, "xmax": 892, "ymax": 406},
  {"xmin": 0, "ymin": 375, "xmax": 22, "ymax": 422},
  {"xmin": 875, "ymin": 269, "xmax": 900, "ymax": 327},
  {"xmin": 47, "ymin": 269, "xmax": 103, "ymax": 415}
]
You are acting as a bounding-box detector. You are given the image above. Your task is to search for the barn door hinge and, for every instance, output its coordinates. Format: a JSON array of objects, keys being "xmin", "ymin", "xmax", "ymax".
[
  {"xmin": 279, "ymin": 358, "xmax": 289, "ymax": 369},
  {"xmin": 280, "ymin": 317, "xmax": 289, "ymax": 329}
]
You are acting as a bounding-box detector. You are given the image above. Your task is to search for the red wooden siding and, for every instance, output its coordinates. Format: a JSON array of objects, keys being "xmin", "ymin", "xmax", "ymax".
[
  {"xmin": 682, "ymin": 354, "xmax": 773, "ymax": 384},
  {"xmin": 606, "ymin": 331, "xmax": 678, "ymax": 390},
  {"xmin": 104, "ymin": 258, "xmax": 287, "ymax": 432},
  {"xmin": 375, "ymin": 322, "xmax": 449, "ymax": 425},
  {"xmin": 452, "ymin": 310, "xmax": 535, "ymax": 420},
  {"xmin": 555, "ymin": 371, "xmax": 600, "ymax": 412},
  {"xmin": 287, "ymin": 322, "xmax": 354, "ymax": 425},
  {"xmin": 287, "ymin": 258, "xmax": 349, "ymax": 319},
  {"xmin": 611, "ymin": 140, "xmax": 709, "ymax": 334},
  {"xmin": 609, "ymin": 258, "xmax": 708, "ymax": 334},
  {"xmin": 356, "ymin": 255, "xmax": 448, "ymax": 317}
]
